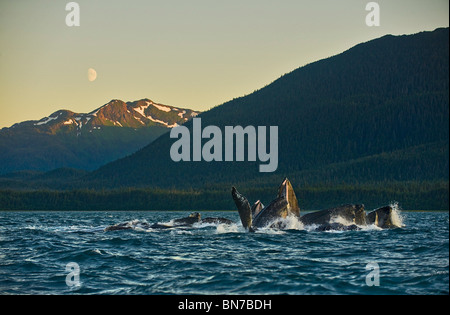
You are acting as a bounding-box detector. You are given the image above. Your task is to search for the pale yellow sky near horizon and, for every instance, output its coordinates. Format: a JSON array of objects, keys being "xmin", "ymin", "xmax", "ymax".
[{"xmin": 0, "ymin": 0, "xmax": 448, "ymax": 128}]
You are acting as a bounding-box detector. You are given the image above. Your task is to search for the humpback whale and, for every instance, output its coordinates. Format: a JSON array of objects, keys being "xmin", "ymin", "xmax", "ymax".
[
  {"xmin": 172, "ymin": 212, "xmax": 201, "ymax": 225},
  {"xmin": 300, "ymin": 204, "xmax": 367, "ymax": 226},
  {"xmin": 366, "ymin": 205, "xmax": 401, "ymax": 229},
  {"xmin": 104, "ymin": 212, "xmax": 234, "ymax": 232},
  {"xmin": 232, "ymin": 178, "xmax": 301, "ymax": 231},
  {"xmin": 232, "ymin": 178, "xmax": 402, "ymax": 231}
]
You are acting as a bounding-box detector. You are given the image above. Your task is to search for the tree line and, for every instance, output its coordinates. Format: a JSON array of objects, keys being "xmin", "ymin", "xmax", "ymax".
[{"xmin": 1, "ymin": 180, "xmax": 447, "ymax": 211}]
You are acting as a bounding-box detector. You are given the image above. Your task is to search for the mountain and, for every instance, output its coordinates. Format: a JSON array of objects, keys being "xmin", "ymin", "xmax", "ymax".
[
  {"xmin": 0, "ymin": 99, "xmax": 200, "ymax": 174},
  {"xmin": 87, "ymin": 28, "xmax": 448, "ymax": 194}
]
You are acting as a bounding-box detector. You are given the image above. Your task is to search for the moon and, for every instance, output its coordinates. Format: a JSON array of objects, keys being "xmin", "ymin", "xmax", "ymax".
[{"xmin": 88, "ymin": 68, "xmax": 97, "ymax": 82}]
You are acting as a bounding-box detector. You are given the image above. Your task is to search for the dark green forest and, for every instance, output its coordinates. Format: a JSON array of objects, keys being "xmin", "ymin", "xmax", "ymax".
[
  {"xmin": 0, "ymin": 180, "xmax": 447, "ymax": 211},
  {"xmin": 87, "ymin": 29, "xmax": 448, "ymax": 189}
]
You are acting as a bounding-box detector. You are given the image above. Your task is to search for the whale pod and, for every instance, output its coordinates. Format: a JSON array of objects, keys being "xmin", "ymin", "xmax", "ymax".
[{"xmin": 231, "ymin": 178, "xmax": 401, "ymax": 231}]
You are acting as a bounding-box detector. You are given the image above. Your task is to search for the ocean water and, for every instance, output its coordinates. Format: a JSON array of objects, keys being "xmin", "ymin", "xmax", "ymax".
[{"xmin": 0, "ymin": 210, "xmax": 448, "ymax": 295}]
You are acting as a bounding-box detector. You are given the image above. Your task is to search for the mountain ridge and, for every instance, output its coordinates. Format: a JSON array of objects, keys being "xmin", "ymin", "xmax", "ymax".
[
  {"xmin": 0, "ymin": 98, "xmax": 200, "ymax": 174},
  {"xmin": 5, "ymin": 98, "xmax": 199, "ymax": 133}
]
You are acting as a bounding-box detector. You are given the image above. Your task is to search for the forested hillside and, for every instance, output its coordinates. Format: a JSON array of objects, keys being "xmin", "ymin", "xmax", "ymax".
[{"xmin": 89, "ymin": 28, "xmax": 449, "ymax": 190}]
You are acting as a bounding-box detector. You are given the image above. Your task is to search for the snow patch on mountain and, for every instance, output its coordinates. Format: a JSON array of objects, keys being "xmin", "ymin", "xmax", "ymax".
[
  {"xmin": 146, "ymin": 115, "xmax": 178, "ymax": 128},
  {"xmin": 133, "ymin": 103, "xmax": 151, "ymax": 117},
  {"xmin": 11, "ymin": 98, "xmax": 199, "ymax": 133},
  {"xmin": 153, "ymin": 104, "xmax": 172, "ymax": 112},
  {"xmin": 34, "ymin": 113, "xmax": 61, "ymax": 126}
]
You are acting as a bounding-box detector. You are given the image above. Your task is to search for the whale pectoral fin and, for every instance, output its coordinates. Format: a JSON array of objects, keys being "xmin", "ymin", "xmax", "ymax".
[{"xmin": 232, "ymin": 187, "xmax": 253, "ymax": 231}]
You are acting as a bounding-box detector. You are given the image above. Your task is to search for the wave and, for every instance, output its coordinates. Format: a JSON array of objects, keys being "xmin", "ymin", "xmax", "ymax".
[{"xmin": 24, "ymin": 224, "xmax": 107, "ymax": 233}]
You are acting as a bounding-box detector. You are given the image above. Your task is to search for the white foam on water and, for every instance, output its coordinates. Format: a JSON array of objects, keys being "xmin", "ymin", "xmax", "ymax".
[
  {"xmin": 169, "ymin": 255, "xmax": 194, "ymax": 261},
  {"xmin": 164, "ymin": 219, "xmax": 177, "ymax": 226},
  {"xmin": 280, "ymin": 214, "xmax": 305, "ymax": 230},
  {"xmin": 304, "ymin": 223, "xmax": 321, "ymax": 232},
  {"xmin": 255, "ymin": 227, "xmax": 286, "ymax": 235},
  {"xmin": 24, "ymin": 225, "xmax": 40, "ymax": 230},
  {"xmin": 215, "ymin": 223, "xmax": 243, "ymax": 234},
  {"xmin": 255, "ymin": 215, "xmax": 305, "ymax": 234},
  {"xmin": 170, "ymin": 229, "xmax": 194, "ymax": 236},
  {"xmin": 192, "ymin": 221, "xmax": 217, "ymax": 229},
  {"xmin": 389, "ymin": 202, "xmax": 405, "ymax": 227},
  {"xmin": 361, "ymin": 224, "xmax": 383, "ymax": 231},
  {"xmin": 329, "ymin": 215, "xmax": 354, "ymax": 226}
]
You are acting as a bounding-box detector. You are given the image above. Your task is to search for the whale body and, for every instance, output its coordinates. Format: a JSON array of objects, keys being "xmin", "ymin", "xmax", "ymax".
[{"xmin": 300, "ymin": 204, "xmax": 367, "ymax": 226}]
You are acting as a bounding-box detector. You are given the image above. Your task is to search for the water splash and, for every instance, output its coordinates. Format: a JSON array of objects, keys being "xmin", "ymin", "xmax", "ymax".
[
  {"xmin": 272, "ymin": 215, "xmax": 305, "ymax": 230},
  {"xmin": 215, "ymin": 223, "xmax": 242, "ymax": 234},
  {"xmin": 330, "ymin": 215, "xmax": 355, "ymax": 226},
  {"xmin": 390, "ymin": 202, "xmax": 405, "ymax": 227}
]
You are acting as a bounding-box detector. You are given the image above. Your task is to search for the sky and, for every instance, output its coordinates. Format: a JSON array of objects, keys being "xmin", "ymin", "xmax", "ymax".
[{"xmin": 0, "ymin": 0, "xmax": 448, "ymax": 128}]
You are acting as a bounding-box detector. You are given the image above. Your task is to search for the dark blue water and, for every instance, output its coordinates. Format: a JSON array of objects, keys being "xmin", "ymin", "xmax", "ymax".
[{"xmin": 0, "ymin": 210, "xmax": 448, "ymax": 295}]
